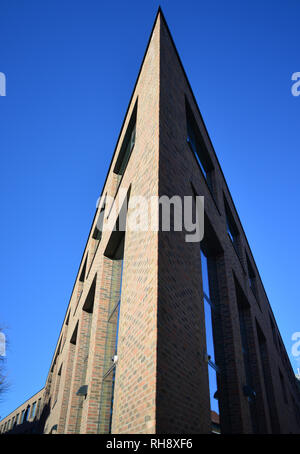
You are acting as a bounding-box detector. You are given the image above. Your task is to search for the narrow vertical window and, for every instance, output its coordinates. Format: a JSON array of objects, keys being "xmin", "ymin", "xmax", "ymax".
[
  {"xmin": 74, "ymin": 256, "xmax": 88, "ymax": 315},
  {"xmin": 107, "ymin": 238, "xmax": 124, "ymax": 434},
  {"xmin": 246, "ymin": 253, "xmax": 257, "ymax": 299},
  {"xmin": 186, "ymin": 99, "xmax": 214, "ymax": 192},
  {"xmin": 235, "ymin": 288, "xmax": 258, "ymax": 433},
  {"xmin": 114, "ymin": 101, "xmax": 137, "ymax": 183},
  {"xmin": 30, "ymin": 402, "xmax": 36, "ymax": 419},
  {"xmin": 20, "ymin": 409, "xmax": 25, "ymax": 424},
  {"xmin": 25, "ymin": 405, "xmax": 30, "ymax": 421},
  {"xmin": 224, "ymin": 196, "xmax": 240, "ymax": 258},
  {"xmin": 53, "ymin": 365, "xmax": 62, "ymax": 407},
  {"xmin": 256, "ymin": 320, "xmax": 280, "ymax": 433},
  {"xmin": 74, "ymin": 276, "xmax": 96, "ymax": 432},
  {"xmin": 269, "ymin": 314, "xmax": 278, "ymax": 352},
  {"xmin": 201, "ymin": 249, "xmax": 221, "ymax": 433},
  {"xmin": 99, "ymin": 232, "xmax": 125, "ymax": 434},
  {"xmin": 279, "ymin": 369, "xmax": 288, "ymax": 404},
  {"xmin": 91, "ymin": 198, "xmax": 106, "ymax": 262}
]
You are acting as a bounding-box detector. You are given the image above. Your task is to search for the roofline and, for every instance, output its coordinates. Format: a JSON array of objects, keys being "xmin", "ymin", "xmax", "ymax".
[{"xmin": 0, "ymin": 387, "xmax": 45, "ymax": 423}]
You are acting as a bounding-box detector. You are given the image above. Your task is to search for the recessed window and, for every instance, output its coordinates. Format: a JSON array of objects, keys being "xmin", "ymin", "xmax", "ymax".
[
  {"xmin": 246, "ymin": 253, "xmax": 257, "ymax": 297},
  {"xmin": 256, "ymin": 320, "xmax": 280, "ymax": 433},
  {"xmin": 25, "ymin": 406, "xmax": 30, "ymax": 421},
  {"xmin": 200, "ymin": 249, "xmax": 221, "ymax": 431},
  {"xmin": 269, "ymin": 314, "xmax": 278, "ymax": 352},
  {"xmin": 79, "ymin": 255, "xmax": 88, "ymax": 283},
  {"xmin": 279, "ymin": 369, "xmax": 288, "ymax": 404},
  {"xmin": 99, "ymin": 228, "xmax": 126, "ymax": 434},
  {"xmin": 223, "ymin": 196, "xmax": 240, "ymax": 257},
  {"xmin": 114, "ymin": 101, "xmax": 137, "ymax": 179},
  {"xmin": 186, "ymin": 98, "xmax": 214, "ymax": 192},
  {"xmin": 235, "ymin": 278, "xmax": 258, "ymax": 433},
  {"xmin": 65, "ymin": 310, "xmax": 70, "ymax": 326},
  {"xmin": 70, "ymin": 322, "xmax": 78, "ymax": 345},
  {"xmin": 20, "ymin": 409, "xmax": 25, "ymax": 424},
  {"xmin": 53, "ymin": 365, "xmax": 62, "ymax": 408},
  {"xmin": 91, "ymin": 199, "xmax": 106, "ymax": 262},
  {"xmin": 30, "ymin": 402, "xmax": 37, "ymax": 419}
]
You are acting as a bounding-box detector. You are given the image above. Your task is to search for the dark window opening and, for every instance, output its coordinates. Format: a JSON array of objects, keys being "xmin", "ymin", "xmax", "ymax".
[
  {"xmin": 82, "ymin": 275, "xmax": 96, "ymax": 314},
  {"xmin": 70, "ymin": 322, "xmax": 78, "ymax": 345},
  {"xmin": 25, "ymin": 406, "xmax": 30, "ymax": 422},
  {"xmin": 30, "ymin": 401, "xmax": 37, "ymax": 419},
  {"xmin": 279, "ymin": 369, "xmax": 288, "ymax": 404},
  {"xmin": 91, "ymin": 200, "xmax": 106, "ymax": 265},
  {"xmin": 256, "ymin": 320, "xmax": 280, "ymax": 433},
  {"xmin": 246, "ymin": 253, "xmax": 258, "ymax": 299},
  {"xmin": 186, "ymin": 98, "xmax": 214, "ymax": 192},
  {"xmin": 114, "ymin": 101, "xmax": 137, "ymax": 179},
  {"xmin": 79, "ymin": 255, "xmax": 88, "ymax": 283},
  {"xmin": 20, "ymin": 409, "xmax": 25, "ymax": 424},
  {"xmin": 269, "ymin": 314, "xmax": 279, "ymax": 352},
  {"xmin": 235, "ymin": 277, "xmax": 258, "ymax": 433},
  {"xmin": 66, "ymin": 310, "xmax": 70, "ymax": 326},
  {"xmin": 223, "ymin": 196, "xmax": 240, "ymax": 258}
]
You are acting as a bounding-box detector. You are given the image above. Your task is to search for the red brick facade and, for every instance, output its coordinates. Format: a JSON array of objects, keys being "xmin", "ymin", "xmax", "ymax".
[{"xmin": 1, "ymin": 9, "xmax": 300, "ymax": 434}]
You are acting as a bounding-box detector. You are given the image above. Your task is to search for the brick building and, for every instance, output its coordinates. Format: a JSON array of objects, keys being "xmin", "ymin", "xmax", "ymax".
[{"xmin": 1, "ymin": 8, "xmax": 300, "ymax": 434}]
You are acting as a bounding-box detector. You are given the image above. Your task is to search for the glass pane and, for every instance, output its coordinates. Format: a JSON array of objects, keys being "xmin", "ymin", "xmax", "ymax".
[
  {"xmin": 204, "ymin": 298, "xmax": 216, "ymax": 365},
  {"xmin": 208, "ymin": 364, "xmax": 220, "ymax": 414},
  {"xmin": 108, "ymin": 367, "xmax": 116, "ymax": 433},
  {"xmin": 200, "ymin": 251, "xmax": 210, "ymax": 298}
]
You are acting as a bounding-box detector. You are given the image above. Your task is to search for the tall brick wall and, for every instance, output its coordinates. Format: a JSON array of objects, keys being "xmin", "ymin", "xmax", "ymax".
[
  {"xmin": 1, "ymin": 9, "xmax": 300, "ymax": 435},
  {"xmin": 156, "ymin": 11, "xmax": 300, "ymax": 434}
]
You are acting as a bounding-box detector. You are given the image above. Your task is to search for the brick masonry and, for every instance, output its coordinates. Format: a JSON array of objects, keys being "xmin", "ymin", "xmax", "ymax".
[{"xmin": 1, "ymin": 9, "xmax": 300, "ymax": 434}]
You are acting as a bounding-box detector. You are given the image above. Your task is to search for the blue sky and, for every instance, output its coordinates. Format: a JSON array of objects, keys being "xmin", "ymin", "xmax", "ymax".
[{"xmin": 0, "ymin": 0, "xmax": 299, "ymax": 419}]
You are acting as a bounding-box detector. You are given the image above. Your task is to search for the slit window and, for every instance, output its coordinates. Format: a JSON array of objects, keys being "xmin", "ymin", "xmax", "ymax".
[
  {"xmin": 20, "ymin": 409, "xmax": 25, "ymax": 424},
  {"xmin": 186, "ymin": 99, "xmax": 213, "ymax": 192},
  {"xmin": 246, "ymin": 253, "xmax": 259, "ymax": 305},
  {"xmin": 235, "ymin": 278, "xmax": 258, "ymax": 433},
  {"xmin": 30, "ymin": 402, "xmax": 37, "ymax": 419},
  {"xmin": 224, "ymin": 196, "xmax": 240, "ymax": 257},
  {"xmin": 79, "ymin": 255, "xmax": 88, "ymax": 283},
  {"xmin": 70, "ymin": 322, "xmax": 78, "ymax": 345},
  {"xmin": 279, "ymin": 369, "xmax": 288, "ymax": 404},
  {"xmin": 269, "ymin": 315, "xmax": 278, "ymax": 351},
  {"xmin": 114, "ymin": 101, "xmax": 137, "ymax": 178},
  {"xmin": 25, "ymin": 406, "xmax": 30, "ymax": 421},
  {"xmin": 92, "ymin": 199, "xmax": 106, "ymax": 259},
  {"xmin": 200, "ymin": 249, "xmax": 220, "ymax": 428}
]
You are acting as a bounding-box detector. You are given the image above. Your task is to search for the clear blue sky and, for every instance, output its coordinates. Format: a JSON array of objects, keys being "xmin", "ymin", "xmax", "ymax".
[{"xmin": 0, "ymin": 0, "xmax": 299, "ymax": 419}]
